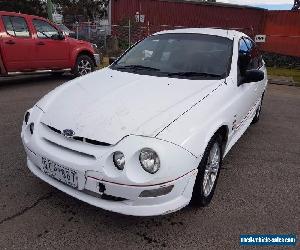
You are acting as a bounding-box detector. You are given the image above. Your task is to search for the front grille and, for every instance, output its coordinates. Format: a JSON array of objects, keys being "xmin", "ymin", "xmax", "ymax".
[
  {"xmin": 44, "ymin": 138, "xmax": 96, "ymax": 160},
  {"xmin": 45, "ymin": 124, "xmax": 111, "ymax": 146}
]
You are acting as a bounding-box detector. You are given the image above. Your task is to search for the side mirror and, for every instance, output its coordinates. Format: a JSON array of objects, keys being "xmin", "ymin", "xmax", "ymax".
[
  {"xmin": 239, "ymin": 69, "xmax": 264, "ymax": 85},
  {"xmin": 52, "ymin": 32, "xmax": 65, "ymax": 40},
  {"xmin": 109, "ymin": 57, "xmax": 117, "ymax": 64},
  {"xmin": 238, "ymin": 53, "xmax": 251, "ymax": 72}
]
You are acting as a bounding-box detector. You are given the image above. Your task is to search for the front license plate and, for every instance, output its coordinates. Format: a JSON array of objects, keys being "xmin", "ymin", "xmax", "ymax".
[{"xmin": 41, "ymin": 157, "xmax": 78, "ymax": 188}]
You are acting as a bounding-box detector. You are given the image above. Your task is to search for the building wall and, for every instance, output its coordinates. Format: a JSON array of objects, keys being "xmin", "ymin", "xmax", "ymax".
[
  {"xmin": 111, "ymin": 0, "xmax": 300, "ymax": 57},
  {"xmin": 111, "ymin": 0, "xmax": 266, "ymax": 36},
  {"xmin": 261, "ymin": 11, "xmax": 300, "ymax": 57}
]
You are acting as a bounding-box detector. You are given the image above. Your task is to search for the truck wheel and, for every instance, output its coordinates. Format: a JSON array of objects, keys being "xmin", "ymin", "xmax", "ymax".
[
  {"xmin": 73, "ymin": 55, "xmax": 95, "ymax": 77},
  {"xmin": 191, "ymin": 134, "xmax": 223, "ymax": 207}
]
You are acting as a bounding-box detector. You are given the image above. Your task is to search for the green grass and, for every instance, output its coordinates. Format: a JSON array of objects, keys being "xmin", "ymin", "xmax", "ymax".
[{"xmin": 267, "ymin": 67, "xmax": 300, "ymax": 87}]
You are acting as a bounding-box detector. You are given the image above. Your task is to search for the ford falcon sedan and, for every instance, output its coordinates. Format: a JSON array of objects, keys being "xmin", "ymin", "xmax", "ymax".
[{"xmin": 21, "ymin": 28, "xmax": 267, "ymax": 216}]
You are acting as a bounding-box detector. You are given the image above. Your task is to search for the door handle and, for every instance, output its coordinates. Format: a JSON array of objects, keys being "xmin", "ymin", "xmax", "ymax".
[
  {"xmin": 5, "ymin": 40, "xmax": 15, "ymax": 45},
  {"xmin": 36, "ymin": 41, "xmax": 45, "ymax": 46}
]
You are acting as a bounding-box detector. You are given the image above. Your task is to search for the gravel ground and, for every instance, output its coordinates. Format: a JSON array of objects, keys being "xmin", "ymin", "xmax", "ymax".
[{"xmin": 0, "ymin": 75, "xmax": 299, "ymax": 249}]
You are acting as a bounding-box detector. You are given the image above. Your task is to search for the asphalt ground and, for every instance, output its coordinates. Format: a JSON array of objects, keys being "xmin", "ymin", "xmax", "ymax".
[{"xmin": 0, "ymin": 74, "xmax": 299, "ymax": 249}]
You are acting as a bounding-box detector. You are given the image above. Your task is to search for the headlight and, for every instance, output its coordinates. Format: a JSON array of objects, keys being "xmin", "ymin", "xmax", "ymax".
[
  {"xmin": 139, "ymin": 148, "xmax": 160, "ymax": 174},
  {"xmin": 113, "ymin": 151, "xmax": 125, "ymax": 170},
  {"xmin": 24, "ymin": 111, "xmax": 30, "ymax": 125},
  {"xmin": 29, "ymin": 123, "xmax": 34, "ymax": 135}
]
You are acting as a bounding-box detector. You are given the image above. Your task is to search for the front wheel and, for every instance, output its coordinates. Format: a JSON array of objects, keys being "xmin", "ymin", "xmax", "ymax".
[
  {"xmin": 191, "ymin": 134, "xmax": 223, "ymax": 207},
  {"xmin": 73, "ymin": 55, "xmax": 95, "ymax": 77}
]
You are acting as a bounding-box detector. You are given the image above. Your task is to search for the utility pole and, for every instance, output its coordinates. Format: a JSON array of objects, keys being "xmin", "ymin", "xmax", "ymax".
[{"xmin": 47, "ymin": 0, "xmax": 53, "ymax": 21}]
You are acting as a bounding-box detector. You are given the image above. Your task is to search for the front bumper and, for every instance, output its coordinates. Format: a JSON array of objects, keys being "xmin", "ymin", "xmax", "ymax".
[
  {"xmin": 93, "ymin": 53, "xmax": 100, "ymax": 67},
  {"xmin": 21, "ymin": 107, "xmax": 199, "ymax": 216},
  {"xmin": 26, "ymin": 155, "xmax": 197, "ymax": 216}
]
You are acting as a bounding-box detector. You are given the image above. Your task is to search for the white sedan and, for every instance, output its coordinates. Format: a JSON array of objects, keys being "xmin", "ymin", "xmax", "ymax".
[{"xmin": 21, "ymin": 28, "xmax": 267, "ymax": 216}]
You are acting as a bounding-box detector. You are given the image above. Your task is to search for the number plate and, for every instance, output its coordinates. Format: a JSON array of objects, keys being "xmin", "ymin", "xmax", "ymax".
[{"xmin": 41, "ymin": 157, "xmax": 78, "ymax": 188}]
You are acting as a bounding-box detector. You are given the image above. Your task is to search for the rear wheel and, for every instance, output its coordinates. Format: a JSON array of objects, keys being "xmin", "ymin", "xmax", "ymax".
[
  {"xmin": 73, "ymin": 55, "xmax": 95, "ymax": 77},
  {"xmin": 191, "ymin": 134, "xmax": 223, "ymax": 206},
  {"xmin": 252, "ymin": 98, "xmax": 263, "ymax": 124}
]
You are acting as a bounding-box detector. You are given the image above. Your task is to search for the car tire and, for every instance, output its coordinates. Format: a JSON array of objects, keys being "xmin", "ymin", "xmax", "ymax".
[
  {"xmin": 191, "ymin": 134, "xmax": 223, "ymax": 207},
  {"xmin": 73, "ymin": 55, "xmax": 95, "ymax": 77},
  {"xmin": 251, "ymin": 96, "xmax": 264, "ymax": 124}
]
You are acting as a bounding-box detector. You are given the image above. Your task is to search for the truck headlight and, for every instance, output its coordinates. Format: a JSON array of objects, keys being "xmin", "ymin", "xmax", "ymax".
[
  {"xmin": 113, "ymin": 151, "xmax": 125, "ymax": 170},
  {"xmin": 139, "ymin": 148, "xmax": 160, "ymax": 174}
]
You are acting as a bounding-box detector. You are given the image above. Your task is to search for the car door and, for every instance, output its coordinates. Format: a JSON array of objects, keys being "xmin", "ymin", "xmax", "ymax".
[
  {"xmin": 233, "ymin": 38, "xmax": 258, "ymax": 132},
  {"xmin": 0, "ymin": 15, "xmax": 34, "ymax": 72},
  {"xmin": 31, "ymin": 18, "xmax": 70, "ymax": 70}
]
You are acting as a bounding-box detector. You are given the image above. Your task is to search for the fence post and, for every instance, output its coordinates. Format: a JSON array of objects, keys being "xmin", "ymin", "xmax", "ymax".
[
  {"xmin": 104, "ymin": 25, "xmax": 107, "ymax": 51},
  {"xmin": 128, "ymin": 19, "xmax": 131, "ymax": 48},
  {"xmin": 88, "ymin": 20, "xmax": 91, "ymax": 41},
  {"xmin": 76, "ymin": 21, "xmax": 79, "ymax": 40}
]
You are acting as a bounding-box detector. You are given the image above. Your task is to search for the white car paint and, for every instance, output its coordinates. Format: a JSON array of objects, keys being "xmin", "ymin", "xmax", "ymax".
[{"xmin": 21, "ymin": 28, "xmax": 268, "ymax": 216}]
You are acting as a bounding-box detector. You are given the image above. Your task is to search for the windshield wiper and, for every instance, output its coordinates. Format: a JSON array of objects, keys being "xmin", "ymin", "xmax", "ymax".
[
  {"xmin": 114, "ymin": 65, "xmax": 160, "ymax": 71},
  {"xmin": 167, "ymin": 71, "xmax": 223, "ymax": 78}
]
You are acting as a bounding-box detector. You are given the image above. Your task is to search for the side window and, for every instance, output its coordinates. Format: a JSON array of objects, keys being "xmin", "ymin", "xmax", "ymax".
[
  {"xmin": 238, "ymin": 38, "xmax": 251, "ymax": 74},
  {"xmin": 239, "ymin": 39, "xmax": 250, "ymax": 55},
  {"xmin": 2, "ymin": 16, "xmax": 30, "ymax": 37},
  {"xmin": 32, "ymin": 19, "xmax": 59, "ymax": 39}
]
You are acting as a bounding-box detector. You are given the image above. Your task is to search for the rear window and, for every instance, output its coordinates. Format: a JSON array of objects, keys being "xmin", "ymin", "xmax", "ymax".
[{"xmin": 2, "ymin": 16, "xmax": 30, "ymax": 37}]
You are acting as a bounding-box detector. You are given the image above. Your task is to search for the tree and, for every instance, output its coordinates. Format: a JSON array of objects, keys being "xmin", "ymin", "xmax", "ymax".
[
  {"xmin": 53, "ymin": 0, "xmax": 109, "ymax": 21},
  {"xmin": 0, "ymin": 0, "xmax": 46, "ymax": 17}
]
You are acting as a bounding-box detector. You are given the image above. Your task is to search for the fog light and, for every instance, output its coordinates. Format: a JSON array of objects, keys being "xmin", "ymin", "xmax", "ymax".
[
  {"xmin": 29, "ymin": 123, "xmax": 34, "ymax": 134},
  {"xmin": 139, "ymin": 185, "xmax": 174, "ymax": 198}
]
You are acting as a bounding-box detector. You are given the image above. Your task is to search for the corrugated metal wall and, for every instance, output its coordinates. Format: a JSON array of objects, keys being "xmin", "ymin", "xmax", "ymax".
[
  {"xmin": 111, "ymin": 0, "xmax": 300, "ymax": 57},
  {"xmin": 111, "ymin": 0, "xmax": 266, "ymax": 35},
  {"xmin": 261, "ymin": 11, "xmax": 300, "ymax": 57}
]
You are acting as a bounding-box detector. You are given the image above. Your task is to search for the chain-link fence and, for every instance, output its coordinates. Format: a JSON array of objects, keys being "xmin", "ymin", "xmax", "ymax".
[{"xmin": 68, "ymin": 21, "xmax": 191, "ymax": 56}]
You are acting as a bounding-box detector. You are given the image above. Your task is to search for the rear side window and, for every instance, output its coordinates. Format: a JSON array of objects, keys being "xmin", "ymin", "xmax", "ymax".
[
  {"xmin": 2, "ymin": 16, "xmax": 30, "ymax": 37},
  {"xmin": 32, "ymin": 19, "xmax": 59, "ymax": 39}
]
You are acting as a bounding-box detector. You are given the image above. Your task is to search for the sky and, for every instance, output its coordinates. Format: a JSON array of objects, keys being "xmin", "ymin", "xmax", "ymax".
[{"xmin": 220, "ymin": 0, "xmax": 293, "ymax": 9}]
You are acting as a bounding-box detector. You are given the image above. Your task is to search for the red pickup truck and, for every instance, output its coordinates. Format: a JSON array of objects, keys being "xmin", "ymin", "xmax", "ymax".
[{"xmin": 0, "ymin": 11, "xmax": 100, "ymax": 77}]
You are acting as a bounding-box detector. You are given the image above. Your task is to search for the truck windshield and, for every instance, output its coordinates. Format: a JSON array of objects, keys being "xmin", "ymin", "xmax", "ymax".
[{"xmin": 111, "ymin": 33, "xmax": 233, "ymax": 79}]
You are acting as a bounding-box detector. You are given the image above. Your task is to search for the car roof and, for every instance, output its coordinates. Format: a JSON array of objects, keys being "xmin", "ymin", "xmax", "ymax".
[{"xmin": 154, "ymin": 28, "xmax": 247, "ymax": 40}]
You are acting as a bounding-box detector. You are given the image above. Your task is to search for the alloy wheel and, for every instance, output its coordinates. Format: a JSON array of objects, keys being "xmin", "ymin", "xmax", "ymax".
[
  {"xmin": 203, "ymin": 142, "xmax": 221, "ymax": 197},
  {"xmin": 78, "ymin": 59, "xmax": 92, "ymax": 76}
]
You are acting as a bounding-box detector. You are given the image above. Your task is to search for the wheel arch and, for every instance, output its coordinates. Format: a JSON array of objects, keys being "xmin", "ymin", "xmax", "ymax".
[
  {"xmin": 214, "ymin": 125, "xmax": 229, "ymax": 156},
  {"xmin": 200, "ymin": 123, "xmax": 230, "ymax": 159},
  {"xmin": 71, "ymin": 48, "xmax": 96, "ymax": 69},
  {"xmin": 76, "ymin": 50, "xmax": 96, "ymax": 66}
]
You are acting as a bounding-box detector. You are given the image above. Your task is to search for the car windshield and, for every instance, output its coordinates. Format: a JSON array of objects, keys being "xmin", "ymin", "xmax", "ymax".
[{"xmin": 111, "ymin": 33, "xmax": 233, "ymax": 79}]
